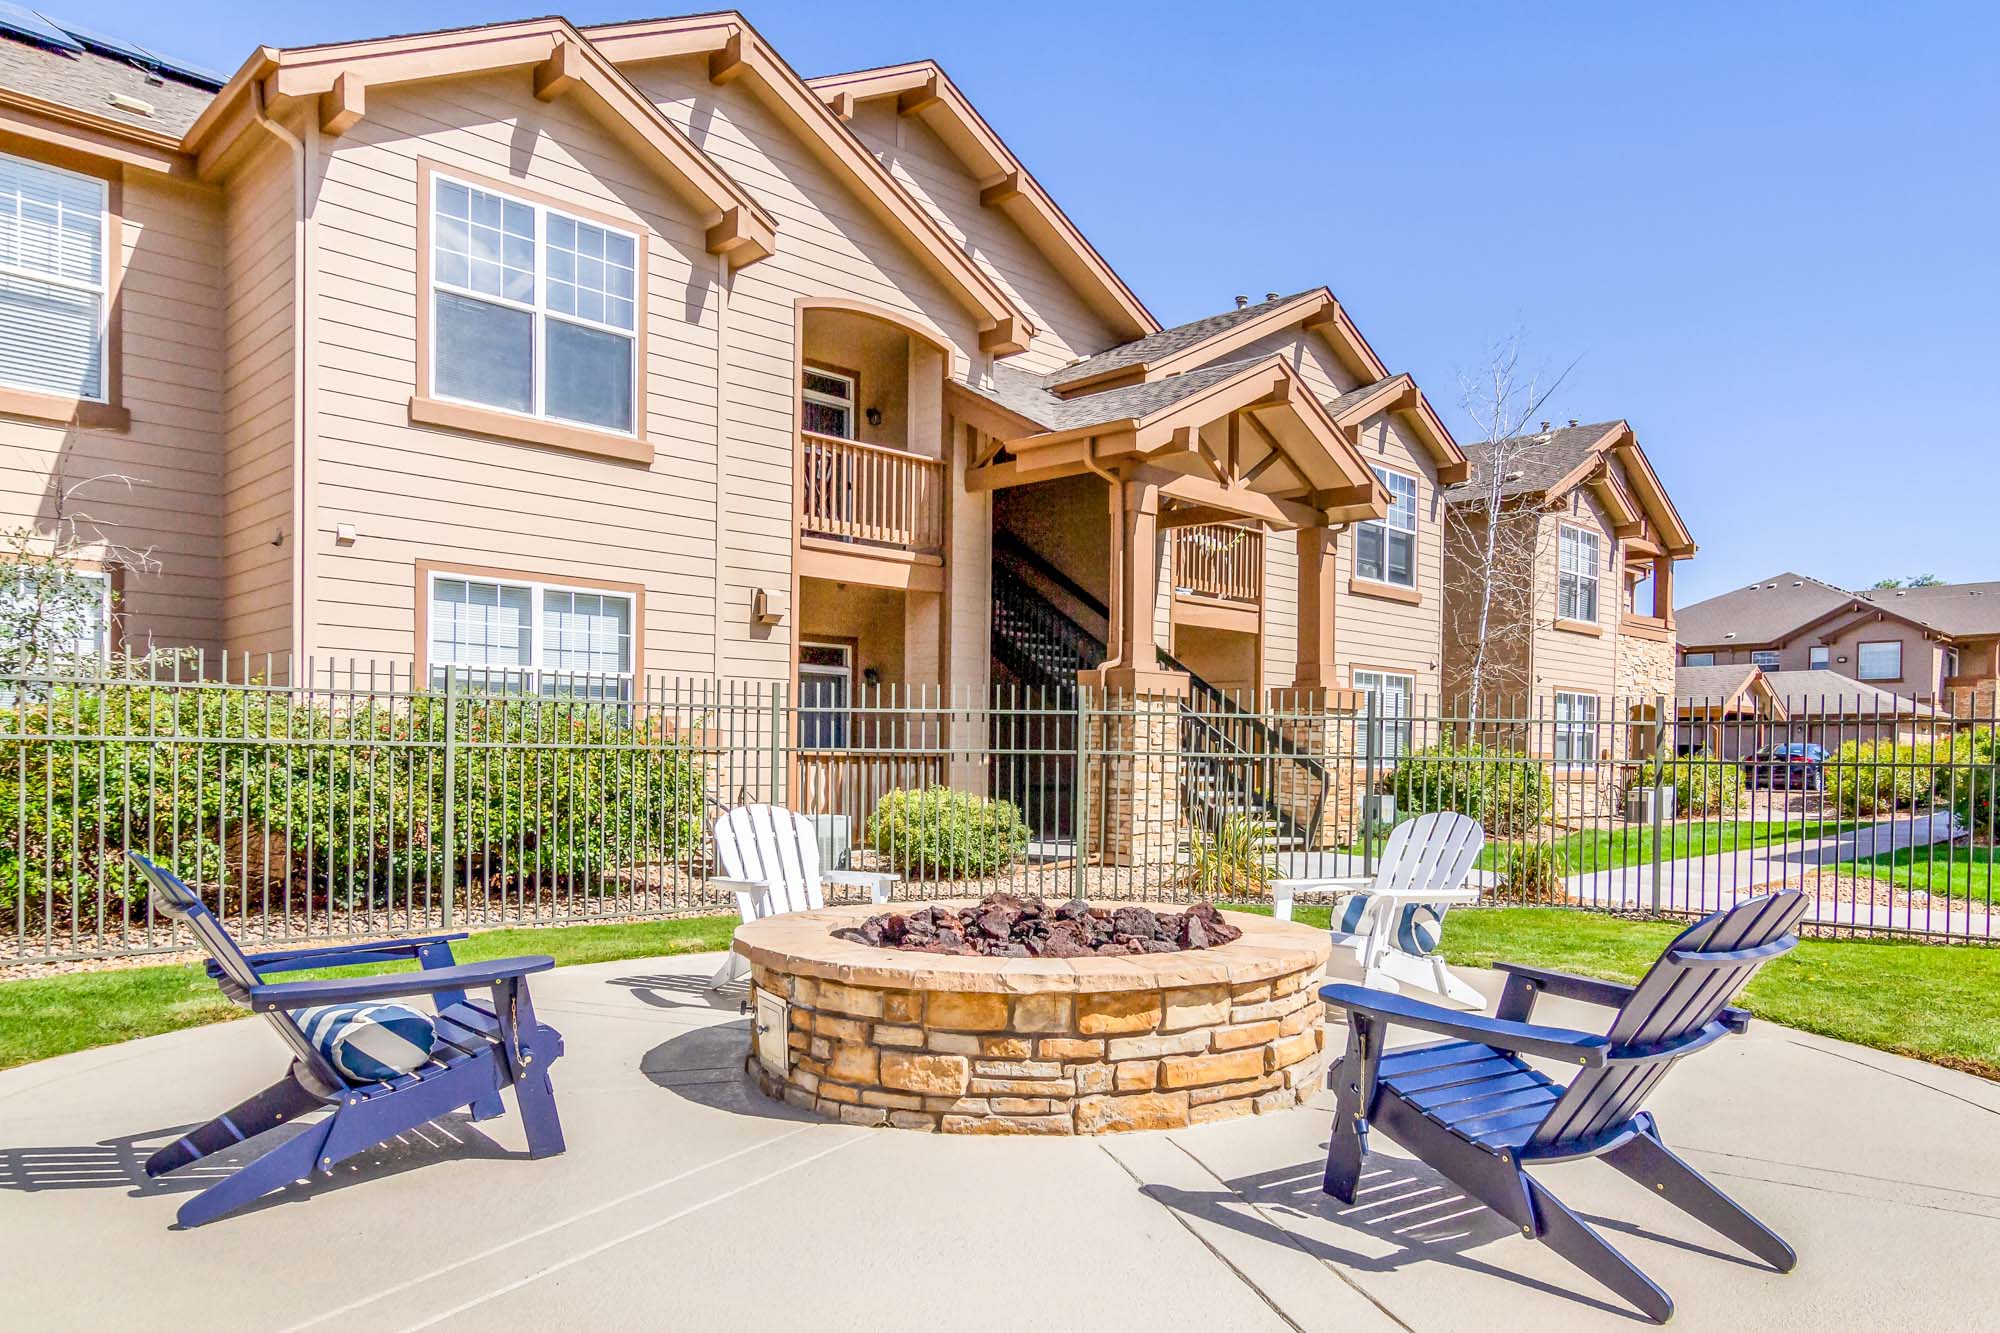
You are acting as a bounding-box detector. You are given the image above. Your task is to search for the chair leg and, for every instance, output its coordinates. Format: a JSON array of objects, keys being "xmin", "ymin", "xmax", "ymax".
[
  {"xmin": 1524, "ymin": 1173, "xmax": 1675, "ymax": 1324},
  {"xmin": 146, "ymin": 1072, "xmax": 325, "ymax": 1178},
  {"xmin": 174, "ymin": 1120, "xmax": 332, "ymax": 1229},
  {"xmin": 513, "ymin": 1065, "xmax": 566, "ymax": 1159},
  {"xmin": 1604, "ymin": 1121, "xmax": 1797, "ymax": 1273},
  {"xmin": 467, "ymin": 1090, "xmax": 507, "ymax": 1122},
  {"xmin": 1321, "ymin": 1023, "xmax": 1370, "ymax": 1205},
  {"xmin": 707, "ymin": 951, "xmax": 746, "ymax": 990}
]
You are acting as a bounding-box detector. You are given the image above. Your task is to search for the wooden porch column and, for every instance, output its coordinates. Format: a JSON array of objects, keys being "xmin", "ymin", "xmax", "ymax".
[
  {"xmin": 1291, "ymin": 524, "xmax": 1339, "ymax": 692},
  {"xmin": 1654, "ymin": 556, "xmax": 1675, "ymax": 622},
  {"xmin": 1081, "ymin": 471, "xmax": 1185, "ymax": 697}
]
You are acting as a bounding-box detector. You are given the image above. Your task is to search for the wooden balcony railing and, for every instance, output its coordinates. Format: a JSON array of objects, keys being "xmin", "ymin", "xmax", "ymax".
[
  {"xmin": 799, "ymin": 431, "xmax": 946, "ymax": 554},
  {"xmin": 1172, "ymin": 524, "xmax": 1263, "ymax": 605}
]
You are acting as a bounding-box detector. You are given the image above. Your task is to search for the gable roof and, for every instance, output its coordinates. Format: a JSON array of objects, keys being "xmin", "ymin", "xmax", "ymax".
[
  {"xmin": 1761, "ymin": 669, "xmax": 1948, "ymax": 720},
  {"xmin": 804, "ymin": 59, "xmax": 1156, "ymax": 342},
  {"xmin": 1674, "ymin": 663, "xmax": 1784, "ymax": 719},
  {"xmin": 1853, "ymin": 581, "xmax": 2000, "ymax": 638},
  {"xmin": 583, "ymin": 13, "xmax": 1034, "ymax": 354},
  {"xmin": 186, "ymin": 18, "xmax": 777, "ymax": 267},
  {"xmin": 0, "ymin": 22, "xmax": 217, "ymax": 137},
  {"xmin": 1453, "ymin": 419, "xmax": 1695, "ymax": 557},
  {"xmin": 1043, "ymin": 289, "xmax": 1324, "ymax": 391},
  {"xmin": 1676, "ymin": 573, "xmax": 1855, "ymax": 648}
]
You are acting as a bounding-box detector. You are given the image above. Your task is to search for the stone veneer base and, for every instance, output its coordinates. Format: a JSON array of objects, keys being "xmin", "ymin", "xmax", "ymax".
[{"xmin": 735, "ymin": 902, "xmax": 1334, "ymax": 1135}]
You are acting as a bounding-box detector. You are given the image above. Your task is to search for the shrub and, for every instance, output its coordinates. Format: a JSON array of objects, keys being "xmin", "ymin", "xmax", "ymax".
[
  {"xmin": 0, "ymin": 683, "xmax": 707, "ymax": 919},
  {"xmin": 1388, "ymin": 740, "xmax": 1551, "ymax": 838},
  {"xmin": 865, "ymin": 786, "xmax": 1029, "ymax": 878},
  {"xmin": 1489, "ymin": 841, "xmax": 1570, "ymax": 905},
  {"xmin": 1177, "ymin": 812, "xmax": 1275, "ymax": 900},
  {"xmin": 1949, "ymin": 729, "xmax": 2000, "ymax": 833},
  {"xmin": 1825, "ymin": 738, "xmax": 1950, "ymax": 816},
  {"xmin": 1633, "ymin": 754, "xmax": 1743, "ymax": 817}
]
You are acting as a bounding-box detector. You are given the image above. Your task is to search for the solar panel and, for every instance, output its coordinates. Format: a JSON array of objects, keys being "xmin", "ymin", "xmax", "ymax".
[
  {"xmin": 28, "ymin": 11, "xmax": 228, "ymax": 88},
  {"xmin": 0, "ymin": 1, "xmax": 82, "ymax": 53}
]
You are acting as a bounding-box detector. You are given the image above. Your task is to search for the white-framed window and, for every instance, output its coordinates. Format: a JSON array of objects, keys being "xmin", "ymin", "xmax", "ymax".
[
  {"xmin": 1750, "ymin": 650, "xmax": 1781, "ymax": 669},
  {"xmin": 1356, "ymin": 467, "xmax": 1418, "ymax": 587},
  {"xmin": 1557, "ymin": 525, "xmax": 1600, "ymax": 623},
  {"xmin": 799, "ymin": 641, "xmax": 852, "ymax": 748},
  {"xmin": 1856, "ymin": 640, "xmax": 1902, "ymax": 682},
  {"xmin": 429, "ymin": 174, "xmax": 637, "ymax": 434},
  {"xmin": 1353, "ymin": 669, "xmax": 1415, "ymax": 760},
  {"xmin": 1553, "ymin": 691, "xmax": 1599, "ymax": 763},
  {"xmin": 801, "ymin": 366, "xmax": 856, "ymax": 439},
  {"xmin": 1945, "ymin": 646, "xmax": 1961, "ymax": 680},
  {"xmin": 1808, "ymin": 645, "xmax": 1830, "ymax": 670},
  {"xmin": 0, "ymin": 151, "xmax": 108, "ymax": 401},
  {"xmin": 1683, "ymin": 651, "xmax": 1715, "ymax": 667},
  {"xmin": 426, "ymin": 572, "xmax": 633, "ymax": 698},
  {"xmin": 0, "ymin": 565, "xmax": 109, "ymax": 664}
]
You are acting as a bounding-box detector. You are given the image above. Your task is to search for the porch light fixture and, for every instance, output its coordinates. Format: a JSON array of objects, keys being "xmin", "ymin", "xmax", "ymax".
[{"xmin": 865, "ymin": 406, "xmax": 883, "ymax": 428}]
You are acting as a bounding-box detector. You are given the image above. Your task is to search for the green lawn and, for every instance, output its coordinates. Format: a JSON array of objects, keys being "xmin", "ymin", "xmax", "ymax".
[
  {"xmin": 1849, "ymin": 845, "xmax": 1999, "ymax": 902},
  {"xmin": 1234, "ymin": 904, "xmax": 2000, "ymax": 1080},
  {"xmin": 0, "ymin": 915, "xmax": 736, "ymax": 1072},
  {"xmin": 4, "ymin": 905, "xmax": 1996, "ymax": 1084}
]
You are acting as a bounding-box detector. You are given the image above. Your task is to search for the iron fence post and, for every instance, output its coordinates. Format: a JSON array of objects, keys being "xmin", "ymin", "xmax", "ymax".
[
  {"xmin": 1071, "ymin": 685, "xmax": 1088, "ymax": 899},
  {"xmin": 1363, "ymin": 690, "xmax": 1380, "ymax": 877},
  {"xmin": 1649, "ymin": 692, "xmax": 1667, "ymax": 915},
  {"xmin": 440, "ymin": 667, "xmax": 456, "ymax": 930},
  {"xmin": 769, "ymin": 680, "xmax": 786, "ymax": 808}
]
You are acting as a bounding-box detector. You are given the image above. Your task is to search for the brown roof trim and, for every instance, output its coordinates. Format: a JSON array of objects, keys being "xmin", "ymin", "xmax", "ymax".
[
  {"xmin": 583, "ymin": 14, "xmax": 1035, "ymax": 353},
  {"xmin": 1326, "ymin": 373, "xmax": 1469, "ymax": 484},
  {"xmin": 185, "ymin": 20, "xmax": 776, "ymax": 266},
  {"xmin": 0, "ymin": 88, "xmax": 195, "ymax": 175},
  {"xmin": 804, "ymin": 59, "xmax": 1156, "ymax": 342}
]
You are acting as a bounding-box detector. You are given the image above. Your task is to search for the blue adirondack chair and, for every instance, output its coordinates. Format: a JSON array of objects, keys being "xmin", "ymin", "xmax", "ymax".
[
  {"xmin": 1320, "ymin": 889, "xmax": 1806, "ymax": 1323},
  {"xmin": 127, "ymin": 852, "xmax": 567, "ymax": 1227}
]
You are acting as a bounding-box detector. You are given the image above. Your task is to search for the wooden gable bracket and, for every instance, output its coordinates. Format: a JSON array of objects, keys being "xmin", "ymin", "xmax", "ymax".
[
  {"xmin": 824, "ymin": 89, "xmax": 855, "ymax": 120},
  {"xmin": 897, "ymin": 73, "xmax": 943, "ymax": 116},
  {"xmin": 708, "ymin": 29, "xmax": 749, "ymax": 85},
  {"xmin": 706, "ymin": 205, "xmax": 773, "ymax": 269},
  {"xmin": 319, "ymin": 70, "xmax": 365, "ymax": 135},
  {"xmin": 534, "ymin": 39, "xmax": 584, "ymax": 102},
  {"xmin": 979, "ymin": 315, "xmax": 1031, "ymax": 357},
  {"xmin": 979, "ymin": 170, "xmax": 1023, "ymax": 207}
]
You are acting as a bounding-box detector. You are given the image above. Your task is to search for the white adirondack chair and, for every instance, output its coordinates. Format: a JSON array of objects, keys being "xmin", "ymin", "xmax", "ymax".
[
  {"xmin": 1270, "ymin": 811, "xmax": 1486, "ymax": 1009},
  {"xmin": 706, "ymin": 804, "xmax": 897, "ymax": 989}
]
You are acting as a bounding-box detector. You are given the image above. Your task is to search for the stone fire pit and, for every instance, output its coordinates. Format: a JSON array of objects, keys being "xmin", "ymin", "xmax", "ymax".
[{"xmin": 733, "ymin": 901, "xmax": 1331, "ymax": 1135}]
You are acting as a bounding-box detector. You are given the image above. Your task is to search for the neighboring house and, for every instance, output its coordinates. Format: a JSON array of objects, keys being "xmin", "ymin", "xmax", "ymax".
[
  {"xmin": 1673, "ymin": 662, "xmax": 1784, "ymax": 759},
  {"xmin": 1441, "ymin": 420, "xmax": 1698, "ymax": 757},
  {"xmin": 0, "ymin": 10, "xmax": 1498, "ymax": 729},
  {"xmin": 1679, "ymin": 573, "xmax": 2000, "ymax": 711},
  {"xmin": 1761, "ymin": 669, "xmax": 1952, "ymax": 752}
]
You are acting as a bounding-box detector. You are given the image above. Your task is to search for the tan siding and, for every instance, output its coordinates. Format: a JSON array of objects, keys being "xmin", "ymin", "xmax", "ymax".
[
  {"xmin": 302, "ymin": 74, "xmax": 722, "ymax": 676},
  {"xmin": 1334, "ymin": 415, "xmax": 1445, "ymax": 700},
  {"xmin": 1534, "ymin": 494, "xmax": 1620, "ymax": 699},
  {"xmin": 0, "ymin": 165, "xmax": 225, "ymax": 656},
  {"xmin": 221, "ymin": 139, "xmax": 296, "ymax": 657},
  {"xmin": 846, "ymin": 103, "xmax": 1117, "ymax": 374}
]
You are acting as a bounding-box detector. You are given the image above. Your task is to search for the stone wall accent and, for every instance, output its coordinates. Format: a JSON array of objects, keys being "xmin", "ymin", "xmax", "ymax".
[
  {"xmin": 1083, "ymin": 694, "xmax": 1183, "ymax": 867},
  {"xmin": 1615, "ymin": 630, "xmax": 1677, "ymax": 704},
  {"xmin": 1269, "ymin": 701, "xmax": 1365, "ymax": 849},
  {"xmin": 737, "ymin": 902, "xmax": 1332, "ymax": 1135}
]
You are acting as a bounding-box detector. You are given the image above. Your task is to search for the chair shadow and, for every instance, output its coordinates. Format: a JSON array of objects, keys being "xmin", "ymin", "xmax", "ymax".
[
  {"xmin": 608, "ymin": 972, "xmax": 750, "ymax": 1013},
  {"xmin": 0, "ymin": 1112, "xmax": 520, "ymax": 1223},
  {"xmin": 636, "ymin": 1021, "xmax": 816, "ymax": 1125},
  {"xmin": 1143, "ymin": 1153, "xmax": 1648, "ymax": 1323}
]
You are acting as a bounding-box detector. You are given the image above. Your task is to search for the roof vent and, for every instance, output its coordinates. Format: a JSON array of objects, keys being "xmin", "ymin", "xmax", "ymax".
[
  {"xmin": 1723, "ymin": 632, "xmax": 1737, "ymax": 639},
  {"xmin": 1792, "ymin": 580, "xmax": 1803, "ymax": 586},
  {"xmin": 1264, "ymin": 292, "xmax": 1279, "ymax": 302},
  {"xmin": 1895, "ymin": 590, "xmax": 1906, "ymax": 597},
  {"xmin": 1234, "ymin": 295, "xmax": 1248, "ymax": 309},
  {"xmin": 1502, "ymin": 470, "xmax": 1524, "ymax": 482},
  {"xmin": 1567, "ymin": 418, "xmax": 1578, "ymax": 427},
  {"xmin": 107, "ymin": 92, "xmax": 154, "ymax": 117},
  {"xmin": 1539, "ymin": 421, "xmax": 1550, "ymax": 432}
]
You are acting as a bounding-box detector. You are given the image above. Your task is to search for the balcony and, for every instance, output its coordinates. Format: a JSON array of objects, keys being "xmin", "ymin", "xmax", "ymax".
[
  {"xmin": 1173, "ymin": 524, "xmax": 1263, "ymax": 606},
  {"xmin": 799, "ymin": 431, "xmax": 946, "ymax": 556}
]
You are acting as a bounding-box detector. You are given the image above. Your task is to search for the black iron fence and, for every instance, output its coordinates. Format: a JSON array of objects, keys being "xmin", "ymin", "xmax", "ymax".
[{"xmin": 4, "ymin": 657, "xmax": 1994, "ymax": 963}]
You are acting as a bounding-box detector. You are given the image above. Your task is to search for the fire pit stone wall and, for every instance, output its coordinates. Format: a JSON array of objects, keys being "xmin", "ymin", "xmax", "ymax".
[{"xmin": 736, "ymin": 902, "xmax": 1332, "ymax": 1135}]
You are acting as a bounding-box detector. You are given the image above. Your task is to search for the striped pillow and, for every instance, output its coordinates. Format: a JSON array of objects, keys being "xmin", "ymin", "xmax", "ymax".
[
  {"xmin": 297, "ymin": 1002, "xmax": 437, "ymax": 1083},
  {"xmin": 1330, "ymin": 892, "xmax": 1447, "ymax": 956}
]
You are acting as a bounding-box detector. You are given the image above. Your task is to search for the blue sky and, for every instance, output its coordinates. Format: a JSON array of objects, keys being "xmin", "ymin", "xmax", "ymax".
[{"xmin": 63, "ymin": 1, "xmax": 2000, "ymax": 603}]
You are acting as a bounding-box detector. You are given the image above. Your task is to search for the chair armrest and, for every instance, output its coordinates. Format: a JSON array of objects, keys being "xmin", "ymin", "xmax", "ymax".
[
  {"xmin": 1271, "ymin": 876, "xmax": 1374, "ymax": 893},
  {"xmin": 1319, "ymin": 982, "xmax": 1610, "ymax": 1067},
  {"xmin": 229, "ymin": 933, "xmax": 470, "ymax": 978},
  {"xmin": 707, "ymin": 878, "xmax": 770, "ymax": 893},
  {"xmin": 824, "ymin": 869, "xmax": 899, "ymax": 904},
  {"xmin": 1364, "ymin": 886, "xmax": 1480, "ymax": 907},
  {"xmin": 248, "ymin": 955, "xmax": 555, "ymax": 1011},
  {"xmin": 1493, "ymin": 962, "xmax": 1637, "ymax": 1012}
]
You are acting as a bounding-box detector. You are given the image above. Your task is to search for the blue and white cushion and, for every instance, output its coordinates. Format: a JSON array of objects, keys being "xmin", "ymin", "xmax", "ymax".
[
  {"xmin": 296, "ymin": 1002, "xmax": 437, "ymax": 1083},
  {"xmin": 1331, "ymin": 892, "xmax": 1447, "ymax": 957}
]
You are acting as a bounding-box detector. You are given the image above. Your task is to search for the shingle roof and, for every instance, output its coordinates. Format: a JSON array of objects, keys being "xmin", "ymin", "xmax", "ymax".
[
  {"xmin": 1675, "ymin": 573, "xmax": 1854, "ymax": 648},
  {"xmin": 1761, "ymin": 670, "xmax": 1946, "ymax": 719},
  {"xmin": 0, "ymin": 30, "xmax": 217, "ymax": 137},
  {"xmin": 965, "ymin": 356, "xmax": 1276, "ymax": 434},
  {"xmin": 1673, "ymin": 663, "xmax": 1764, "ymax": 708},
  {"xmin": 1853, "ymin": 582, "xmax": 2000, "ymax": 638},
  {"xmin": 1041, "ymin": 290, "xmax": 1318, "ymax": 389},
  {"xmin": 1325, "ymin": 375, "xmax": 1403, "ymax": 420},
  {"xmin": 1452, "ymin": 422, "xmax": 1620, "ymax": 500}
]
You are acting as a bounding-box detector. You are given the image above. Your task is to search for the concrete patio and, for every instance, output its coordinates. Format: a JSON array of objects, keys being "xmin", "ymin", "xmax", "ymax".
[{"xmin": 3, "ymin": 951, "xmax": 1997, "ymax": 1332}]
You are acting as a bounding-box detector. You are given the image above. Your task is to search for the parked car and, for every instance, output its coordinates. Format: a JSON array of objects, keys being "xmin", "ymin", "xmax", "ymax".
[{"xmin": 1741, "ymin": 742, "xmax": 1829, "ymax": 790}]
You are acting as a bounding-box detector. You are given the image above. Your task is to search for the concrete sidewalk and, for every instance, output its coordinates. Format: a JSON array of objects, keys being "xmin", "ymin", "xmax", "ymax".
[{"xmin": 3, "ymin": 952, "xmax": 1997, "ymax": 1331}]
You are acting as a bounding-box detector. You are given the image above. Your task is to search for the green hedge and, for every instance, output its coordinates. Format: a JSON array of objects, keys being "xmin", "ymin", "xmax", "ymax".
[
  {"xmin": 0, "ymin": 684, "xmax": 706, "ymax": 917},
  {"xmin": 1949, "ymin": 729, "xmax": 2000, "ymax": 832},
  {"xmin": 1490, "ymin": 841, "xmax": 1570, "ymax": 904},
  {"xmin": 1388, "ymin": 740, "xmax": 1551, "ymax": 838},
  {"xmin": 1826, "ymin": 737, "xmax": 1953, "ymax": 817},
  {"xmin": 1633, "ymin": 754, "xmax": 1743, "ymax": 816},
  {"xmin": 865, "ymin": 785, "xmax": 1030, "ymax": 879}
]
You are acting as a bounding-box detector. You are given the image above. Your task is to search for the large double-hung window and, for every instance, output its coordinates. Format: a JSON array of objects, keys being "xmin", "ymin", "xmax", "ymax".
[
  {"xmin": 1356, "ymin": 467, "xmax": 1418, "ymax": 587},
  {"xmin": 427, "ymin": 573, "xmax": 634, "ymax": 699},
  {"xmin": 430, "ymin": 174, "xmax": 637, "ymax": 434},
  {"xmin": 0, "ymin": 151, "xmax": 107, "ymax": 401},
  {"xmin": 1557, "ymin": 525, "xmax": 1600, "ymax": 623}
]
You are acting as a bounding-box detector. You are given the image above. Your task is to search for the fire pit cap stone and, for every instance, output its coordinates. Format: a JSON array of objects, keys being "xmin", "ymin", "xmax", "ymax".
[{"xmin": 732, "ymin": 901, "xmax": 1329, "ymax": 994}]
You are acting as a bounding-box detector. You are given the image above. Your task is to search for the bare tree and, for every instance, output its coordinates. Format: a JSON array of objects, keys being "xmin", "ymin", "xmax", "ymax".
[
  {"xmin": 1444, "ymin": 336, "xmax": 1575, "ymax": 723},
  {"xmin": 0, "ymin": 467, "xmax": 158, "ymax": 677}
]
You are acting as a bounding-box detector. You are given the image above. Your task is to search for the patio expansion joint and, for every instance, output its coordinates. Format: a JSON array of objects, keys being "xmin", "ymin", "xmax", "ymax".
[{"xmin": 1784, "ymin": 1037, "xmax": 2000, "ymax": 1120}]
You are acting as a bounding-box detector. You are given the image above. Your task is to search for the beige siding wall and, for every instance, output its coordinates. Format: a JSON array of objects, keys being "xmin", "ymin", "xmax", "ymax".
[
  {"xmin": 1819, "ymin": 615, "xmax": 1945, "ymax": 695},
  {"xmin": 1532, "ymin": 492, "xmax": 1620, "ymax": 698},
  {"xmin": 846, "ymin": 104, "xmax": 1118, "ymax": 375},
  {"xmin": 1440, "ymin": 504, "xmax": 1537, "ymax": 706},
  {"xmin": 220, "ymin": 139, "xmax": 296, "ymax": 659},
  {"xmin": 1334, "ymin": 414, "xmax": 1445, "ymax": 701},
  {"xmin": 0, "ymin": 161, "xmax": 226, "ymax": 656}
]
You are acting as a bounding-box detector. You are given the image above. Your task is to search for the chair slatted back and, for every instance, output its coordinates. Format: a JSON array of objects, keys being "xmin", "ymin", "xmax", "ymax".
[
  {"xmin": 1372, "ymin": 812, "xmax": 1485, "ymax": 902},
  {"xmin": 712, "ymin": 805, "xmax": 824, "ymax": 917},
  {"xmin": 126, "ymin": 852, "xmax": 348, "ymax": 1091},
  {"xmin": 1526, "ymin": 890, "xmax": 1805, "ymax": 1153}
]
